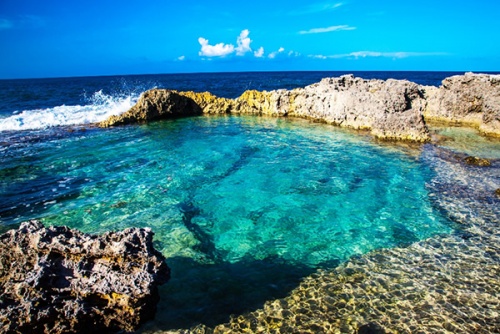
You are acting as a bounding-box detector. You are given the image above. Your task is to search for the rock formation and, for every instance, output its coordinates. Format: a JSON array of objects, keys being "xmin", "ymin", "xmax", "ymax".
[
  {"xmin": 99, "ymin": 73, "xmax": 500, "ymax": 142},
  {"xmin": 100, "ymin": 89, "xmax": 203, "ymax": 127},
  {"xmin": 424, "ymin": 72, "xmax": 500, "ymax": 137},
  {"xmin": 0, "ymin": 220, "xmax": 170, "ymax": 334}
]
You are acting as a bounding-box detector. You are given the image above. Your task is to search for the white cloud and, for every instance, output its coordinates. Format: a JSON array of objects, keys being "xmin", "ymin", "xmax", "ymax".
[
  {"xmin": 198, "ymin": 30, "xmax": 268, "ymax": 58},
  {"xmin": 254, "ymin": 47, "xmax": 265, "ymax": 58},
  {"xmin": 177, "ymin": 55, "xmax": 186, "ymax": 61},
  {"xmin": 310, "ymin": 51, "xmax": 448, "ymax": 59},
  {"xmin": 0, "ymin": 19, "xmax": 13, "ymax": 30},
  {"xmin": 198, "ymin": 37, "xmax": 235, "ymax": 57},
  {"xmin": 236, "ymin": 29, "xmax": 252, "ymax": 55},
  {"xmin": 299, "ymin": 25, "xmax": 356, "ymax": 34},
  {"xmin": 268, "ymin": 47, "xmax": 285, "ymax": 59}
]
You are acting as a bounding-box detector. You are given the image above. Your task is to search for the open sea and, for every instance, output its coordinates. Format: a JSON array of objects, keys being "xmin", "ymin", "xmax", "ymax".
[{"xmin": 1, "ymin": 71, "xmax": 499, "ymax": 333}]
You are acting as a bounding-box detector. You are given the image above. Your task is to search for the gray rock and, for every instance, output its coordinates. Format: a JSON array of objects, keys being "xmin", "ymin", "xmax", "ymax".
[
  {"xmin": 98, "ymin": 73, "xmax": 500, "ymax": 142},
  {"xmin": 281, "ymin": 75, "xmax": 430, "ymax": 141},
  {"xmin": 424, "ymin": 72, "xmax": 500, "ymax": 137},
  {"xmin": 0, "ymin": 220, "xmax": 170, "ymax": 333}
]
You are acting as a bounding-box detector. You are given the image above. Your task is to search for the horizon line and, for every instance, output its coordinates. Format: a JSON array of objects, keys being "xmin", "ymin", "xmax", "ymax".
[{"xmin": 1, "ymin": 69, "xmax": 500, "ymax": 81}]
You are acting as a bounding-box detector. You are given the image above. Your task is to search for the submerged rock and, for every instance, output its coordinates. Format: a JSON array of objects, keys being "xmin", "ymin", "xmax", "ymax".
[
  {"xmin": 99, "ymin": 73, "xmax": 500, "ymax": 142},
  {"xmin": 424, "ymin": 72, "xmax": 500, "ymax": 137},
  {"xmin": 463, "ymin": 156, "xmax": 492, "ymax": 166},
  {"xmin": 0, "ymin": 220, "xmax": 170, "ymax": 334}
]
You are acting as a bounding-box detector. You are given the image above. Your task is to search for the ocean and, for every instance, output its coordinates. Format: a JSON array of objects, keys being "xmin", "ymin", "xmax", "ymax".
[{"xmin": 1, "ymin": 71, "xmax": 499, "ymax": 333}]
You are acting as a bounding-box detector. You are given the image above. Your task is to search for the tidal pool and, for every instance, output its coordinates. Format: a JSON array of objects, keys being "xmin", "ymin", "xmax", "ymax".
[{"xmin": 0, "ymin": 115, "xmax": 456, "ymax": 329}]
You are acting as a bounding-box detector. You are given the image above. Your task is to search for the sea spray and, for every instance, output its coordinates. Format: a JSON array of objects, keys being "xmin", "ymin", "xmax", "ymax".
[{"xmin": 0, "ymin": 90, "xmax": 138, "ymax": 131}]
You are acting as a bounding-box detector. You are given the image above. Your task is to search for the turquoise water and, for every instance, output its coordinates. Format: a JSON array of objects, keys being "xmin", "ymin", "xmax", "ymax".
[
  {"xmin": 1, "ymin": 116, "xmax": 452, "ymax": 265},
  {"xmin": 0, "ymin": 115, "xmax": 454, "ymax": 328},
  {"xmin": 430, "ymin": 125, "xmax": 500, "ymax": 159}
]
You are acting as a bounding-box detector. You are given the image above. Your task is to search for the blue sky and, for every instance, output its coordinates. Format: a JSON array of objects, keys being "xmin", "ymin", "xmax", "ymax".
[{"xmin": 1, "ymin": 0, "xmax": 499, "ymax": 78}]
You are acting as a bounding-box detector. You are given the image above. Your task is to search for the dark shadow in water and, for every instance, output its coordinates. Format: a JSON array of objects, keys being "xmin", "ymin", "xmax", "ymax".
[{"xmin": 140, "ymin": 256, "xmax": 317, "ymax": 331}]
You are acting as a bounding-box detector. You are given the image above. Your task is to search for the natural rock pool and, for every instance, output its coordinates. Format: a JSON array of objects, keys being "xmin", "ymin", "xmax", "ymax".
[{"xmin": 5, "ymin": 114, "xmax": 497, "ymax": 332}]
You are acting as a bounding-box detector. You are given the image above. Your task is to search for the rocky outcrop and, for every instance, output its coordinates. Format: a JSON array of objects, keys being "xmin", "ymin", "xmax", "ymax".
[
  {"xmin": 100, "ymin": 89, "xmax": 203, "ymax": 127},
  {"xmin": 99, "ymin": 73, "xmax": 500, "ymax": 142},
  {"xmin": 0, "ymin": 220, "xmax": 170, "ymax": 334},
  {"xmin": 281, "ymin": 76, "xmax": 430, "ymax": 142},
  {"xmin": 424, "ymin": 72, "xmax": 500, "ymax": 137}
]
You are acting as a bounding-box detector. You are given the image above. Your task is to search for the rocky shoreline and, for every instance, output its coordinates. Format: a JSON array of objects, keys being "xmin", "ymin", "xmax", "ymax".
[
  {"xmin": 100, "ymin": 73, "xmax": 500, "ymax": 142},
  {"xmin": 0, "ymin": 221, "xmax": 170, "ymax": 333}
]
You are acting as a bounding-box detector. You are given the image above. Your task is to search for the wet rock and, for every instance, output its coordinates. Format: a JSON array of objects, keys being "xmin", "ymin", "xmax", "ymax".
[
  {"xmin": 358, "ymin": 322, "xmax": 386, "ymax": 334},
  {"xmin": 99, "ymin": 89, "xmax": 202, "ymax": 127},
  {"xmin": 463, "ymin": 156, "xmax": 492, "ymax": 166},
  {"xmin": 0, "ymin": 220, "xmax": 170, "ymax": 333},
  {"xmin": 495, "ymin": 188, "xmax": 500, "ymax": 196},
  {"xmin": 424, "ymin": 73, "xmax": 500, "ymax": 137},
  {"xmin": 99, "ymin": 73, "xmax": 499, "ymax": 142}
]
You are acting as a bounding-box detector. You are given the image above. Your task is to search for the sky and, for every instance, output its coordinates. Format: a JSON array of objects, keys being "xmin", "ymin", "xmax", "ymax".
[{"xmin": 0, "ymin": 0, "xmax": 499, "ymax": 79}]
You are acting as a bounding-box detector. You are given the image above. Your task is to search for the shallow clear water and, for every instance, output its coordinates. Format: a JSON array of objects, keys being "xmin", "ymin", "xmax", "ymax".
[
  {"xmin": 0, "ymin": 115, "xmax": 455, "ymax": 327},
  {"xmin": 431, "ymin": 125, "xmax": 500, "ymax": 159},
  {"xmin": 0, "ymin": 116, "xmax": 452, "ymax": 264}
]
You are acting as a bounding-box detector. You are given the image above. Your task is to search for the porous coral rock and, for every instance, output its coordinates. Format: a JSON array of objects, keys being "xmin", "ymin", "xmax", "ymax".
[
  {"xmin": 0, "ymin": 220, "xmax": 170, "ymax": 334},
  {"xmin": 99, "ymin": 73, "xmax": 500, "ymax": 142},
  {"xmin": 424, "ymin": 72, "xmax": 500, "ymax": 137}
]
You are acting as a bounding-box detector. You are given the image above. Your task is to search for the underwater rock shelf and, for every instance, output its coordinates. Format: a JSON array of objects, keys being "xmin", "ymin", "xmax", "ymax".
[
  {"xmin": 100, "ymin": 73, "xmax": 500, "ymax": 142},
  {"xmin": 162, "ymin": 145, "xmax": 500, "ymax": 333},
  {"xmin": 0, "ymin": 220, "xmax": 170, "ymax": 333}
]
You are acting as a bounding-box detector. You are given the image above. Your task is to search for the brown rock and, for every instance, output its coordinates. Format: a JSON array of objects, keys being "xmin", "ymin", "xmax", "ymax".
[
  {"xmin": 0, "ymin": 220, "xmax": 170, "ymax": 333},
  {"xmin": 99, "ymin": 89, "xmax": 202, "ymax": 127},
  {"xmin": 463, "ymin": 156, "xmax": 492, "ymax": 166}
]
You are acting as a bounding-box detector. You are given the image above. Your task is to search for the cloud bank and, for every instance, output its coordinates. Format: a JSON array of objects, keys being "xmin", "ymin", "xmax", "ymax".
[{"xmin": 311, "ymin": 51, "xmax": 448, "ymax": 59}]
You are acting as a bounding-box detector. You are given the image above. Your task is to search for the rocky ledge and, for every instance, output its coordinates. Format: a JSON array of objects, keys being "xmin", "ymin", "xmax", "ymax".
[
  {"xmin": 424, "ymin": 72, "xmax": 500, "ymax": 137},
  {"xmin": 99, "ymin": 73, "xmax": 500, "ymax": 142},
  {"xmin": 0, "ymin": 221, "xmax": 170, "ymax": 334}
]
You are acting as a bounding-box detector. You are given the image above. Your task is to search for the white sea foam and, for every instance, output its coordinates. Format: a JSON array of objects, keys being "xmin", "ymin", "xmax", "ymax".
[{"xmin": 0, "ymin": 90, "xmax": 138, "ymax": 132}]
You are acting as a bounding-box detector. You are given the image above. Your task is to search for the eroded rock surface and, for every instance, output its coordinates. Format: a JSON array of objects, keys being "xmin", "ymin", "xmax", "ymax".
[
  {"xmin": 99, "ymin": 73, "xmax": 500, "ymax": 142},
  {"xmin": 424, "ymin": 72, "xmax": 500, "ymax": 137},
  {"xmin": 100, "ymin": 89, "xmax": 203, "ymax": 127},
  {"xmin": 0, "ymin": 220, "xmax": 170, "ymax": 334},
  {"xmin": 282, "ymin": 76, "xmax": 429, "ymax": 142}
]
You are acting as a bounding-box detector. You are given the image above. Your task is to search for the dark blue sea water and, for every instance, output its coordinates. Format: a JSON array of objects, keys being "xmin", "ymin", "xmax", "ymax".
[
  {"xmin": 0, "ymin": 71, "xmax": 497, "ymax": 331},
  {"xmin": 0, "ymin": 71, "xmax": 473, "ymax": 118}
]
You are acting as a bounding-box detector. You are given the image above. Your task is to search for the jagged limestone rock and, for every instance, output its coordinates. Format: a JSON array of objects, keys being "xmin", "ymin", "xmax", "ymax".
[
  {"xmin": 99, "ymin": 74, "xmax": 500, "ymax": 142},
  {"xmin": 0, "ymin": 220, "xmax": 170, "ymax": 334},
  {"xmin": 424, "ymin": 72, "xmax": 500, "ymax": 137},
  {"xmin": 179, "ymin": 91, "xmax": 234, "ymax": 114},
  {"xmin": 99, "ymin": 89, "xmax": 202, "ymax": 127},
  {"xmin": 283, "ymin": 76, "xmax": 430, "ymax": 142}
]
